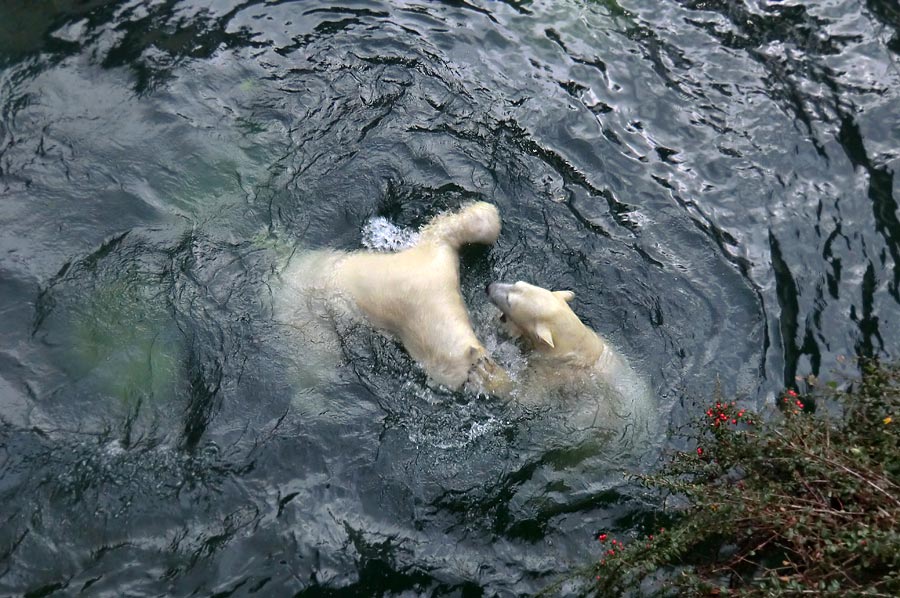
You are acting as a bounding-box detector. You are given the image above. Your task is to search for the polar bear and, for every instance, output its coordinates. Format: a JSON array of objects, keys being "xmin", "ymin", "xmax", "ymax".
[
  {"xmin": 275, "ymin": 202, "xmax": 512, "ymax": 395},
  {"xmin": 486, "ymin": 280, "xmax": 653, "ymax": 434}
]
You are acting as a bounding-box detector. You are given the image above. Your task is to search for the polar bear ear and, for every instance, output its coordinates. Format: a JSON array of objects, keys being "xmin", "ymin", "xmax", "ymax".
[
  {"xmin": 554, "ymin": 290, "xmax": 575, "ymax": 303},
  {"xmin": 533, "ymin": 323, "xmax": 555, "ymax": 348}
]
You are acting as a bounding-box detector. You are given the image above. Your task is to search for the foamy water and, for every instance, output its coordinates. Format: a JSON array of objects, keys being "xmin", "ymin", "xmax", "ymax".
[{"xmin": 360, "ymin": 216, "xmax": 420, "ymax": 252}]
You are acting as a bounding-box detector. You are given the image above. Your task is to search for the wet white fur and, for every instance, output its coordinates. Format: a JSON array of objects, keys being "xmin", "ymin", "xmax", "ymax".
[
  {"xmin": 276, "ymin": 202, "xmax": 511, "ymax": 394},
  {"xmin": 487, "ymin": 281, "xmax": 653, "ymax": 431}
]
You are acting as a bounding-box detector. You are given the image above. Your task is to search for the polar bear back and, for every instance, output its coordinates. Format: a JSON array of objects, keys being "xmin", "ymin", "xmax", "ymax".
[{"xmin": 274, "ymin": 202, "xmax": 504, "ymax": 391}]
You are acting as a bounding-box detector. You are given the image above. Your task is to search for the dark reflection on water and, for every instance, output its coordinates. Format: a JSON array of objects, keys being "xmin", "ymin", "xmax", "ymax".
[{"xmin": 1, "ymin": 0, "xmax": 898, "ymax": 595}]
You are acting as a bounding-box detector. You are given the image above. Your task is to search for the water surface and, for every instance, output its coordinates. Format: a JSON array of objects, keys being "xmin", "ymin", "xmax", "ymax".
[{"xmin": 1, "ymin": 0, "xmax": 898, "ymax": 595}]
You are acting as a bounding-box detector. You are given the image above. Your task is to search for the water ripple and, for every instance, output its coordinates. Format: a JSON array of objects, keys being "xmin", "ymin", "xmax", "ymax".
[{"xmin": 0, "ymin": 0, "xmax": 898, "ymax": 594}]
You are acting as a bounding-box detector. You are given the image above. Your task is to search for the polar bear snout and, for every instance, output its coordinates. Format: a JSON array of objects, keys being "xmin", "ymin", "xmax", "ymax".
[{"xmin": 486, "ymin": 282, "xmax": 514, "ymax": 312}]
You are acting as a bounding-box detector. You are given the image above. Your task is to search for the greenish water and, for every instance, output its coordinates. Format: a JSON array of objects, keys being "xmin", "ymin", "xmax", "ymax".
[{"xmin": 1, "ymin": 0, "xmax": 898, "ymax": 595}]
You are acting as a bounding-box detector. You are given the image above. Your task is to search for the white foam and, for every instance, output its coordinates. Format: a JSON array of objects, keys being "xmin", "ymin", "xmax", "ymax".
[
  {"xmin": 103, "ymin": 439, "xmax": 125, "ymax": 456},
  {"xmin": 361, "ymin": 216, "xmax": 420, "ymax": 252}
]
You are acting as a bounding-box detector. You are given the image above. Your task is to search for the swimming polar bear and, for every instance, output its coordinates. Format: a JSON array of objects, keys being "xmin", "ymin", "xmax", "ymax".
[
  {"xmin": 486, "ymin": 280, "xmax": 654, "ymax": 435},
  {"xmin": 275, "ymin": 202, "xmax": 512, "ymax": 395}
]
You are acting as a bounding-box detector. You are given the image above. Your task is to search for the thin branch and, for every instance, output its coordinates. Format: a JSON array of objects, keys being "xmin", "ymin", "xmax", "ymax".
[{"xmin": 773, "ymin": 430, "xmax": 900, "ymax": 507}]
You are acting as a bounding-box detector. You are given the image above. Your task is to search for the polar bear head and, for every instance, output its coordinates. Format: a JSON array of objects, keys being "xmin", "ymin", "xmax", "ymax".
[{"xmin": 486, "ymin": 281, "xmax": 579, "ymax": 353}]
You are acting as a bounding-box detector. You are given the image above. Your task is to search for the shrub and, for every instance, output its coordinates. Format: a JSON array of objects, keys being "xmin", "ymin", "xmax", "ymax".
[{"xmin": 590, "ymin": 360, "xmax": 900, "ymax": 597}]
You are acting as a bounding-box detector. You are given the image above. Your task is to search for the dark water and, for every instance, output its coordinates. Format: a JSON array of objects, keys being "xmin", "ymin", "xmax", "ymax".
[{"xmin": 1, "ymin": 0, "xmax": 898, "ymax": 595}]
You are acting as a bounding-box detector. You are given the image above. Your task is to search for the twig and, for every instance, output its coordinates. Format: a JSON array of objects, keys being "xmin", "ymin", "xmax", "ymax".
[{"xmin": 773, "ymin": 430, "xmax": 900, "ymax": 507}]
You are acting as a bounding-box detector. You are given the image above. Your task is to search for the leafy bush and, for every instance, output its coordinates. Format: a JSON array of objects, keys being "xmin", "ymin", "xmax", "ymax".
[{"xmin": 590, "ymin": 361, "xmax": 900, "ymax": 597}]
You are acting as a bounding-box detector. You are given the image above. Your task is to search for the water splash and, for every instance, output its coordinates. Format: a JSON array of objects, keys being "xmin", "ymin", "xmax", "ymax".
[{"xmin": 360, "ymin": 216, "xmax": 421, "ymax": 252}]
